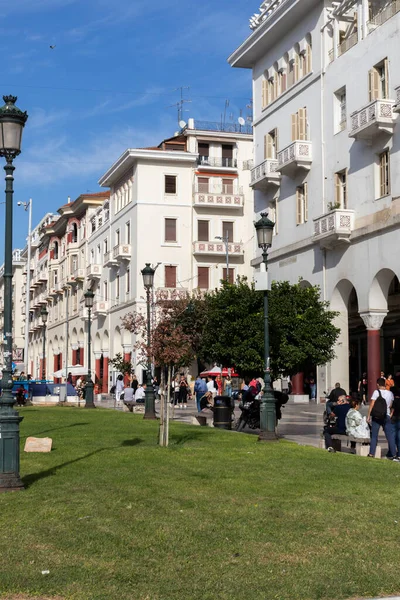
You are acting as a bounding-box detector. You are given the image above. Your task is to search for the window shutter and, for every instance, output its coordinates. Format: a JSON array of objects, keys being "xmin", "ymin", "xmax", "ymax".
[
  {"xmin": 296, "ymin": 188, "xmax": 302, "ymax": 225},
  {"xmin": 222, "ymin": 178, "xmax": 233, "ymax": 194},
  {"xmin": 274, "ymin": 74, "xmax": 279, "ymax": 98},
  {"xmin": 266, "ymin": 134, "xmax": 273, "ymax": 159},
  {"xmin": 222, "ymin": 222, "xmax": 234, "ymax": 242},
  {"xmin": 291, "ymin": 113, "xmax": 298, "ymax": 141},
  {"xmin": 304, "ymin": 183, "xmax": 308, "ymax": 222},
  {"xmin": 165, "ymin": 266, "xmax": 177, "ymax": 288},
  {"xmin": 280, "ymin": 71, "xmax": 287, "ymax": 93},
  {"xmin": 369, "ymin": 68, "xmax": 379, "ymax": 101},
  {"xmin": 264, "ymin": 134, "xmax": 269, "ymax": 160},
  {"xmin": 198, "ymin": 177, "xmax": 209, "ymax": 193},
  {"xmin": 223, "ymin": 268, "xmax": 234, "ymax": 284},
  {"xmin": 165, "ymin": 218, "xmax": 177, "ymax": 242},
  {"xmin": 198, "ymin": 267, "xmax": 209, "ymax": 289},
  {"xmin": 306, "ymin": 44, "xmax": 312, "ymax": 73},
  {"xmin": 294, "ymin": 53, "xmax": 300, "ymax": 81},
  {"xmin": 165, "ymin": 175, "xmax": 177, "ymax": 194},
  {"xmin": 197, "ymin": 220, "xmax": 209, "ymax": 241},
  {"xmin": 275, "ymin": 128, "xmax": 279, "ymax": 153},
  {"xmin": 262, "ymin": 79, "xmax": 268, "ymax": 108},
  {"xmin": 335, "ymin": 173, "xmax": 341, "ymax": 206},
  {"xmin": 298, "ymin": 108, "xmax": 307, "ymax": 140},
  {"xmin": 384, "ymin": 58, "xmax": 389, "ymax": 98}
]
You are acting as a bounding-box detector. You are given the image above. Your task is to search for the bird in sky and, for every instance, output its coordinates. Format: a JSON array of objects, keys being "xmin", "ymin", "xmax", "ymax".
[{"xmin": 49, "ymin": 45, "xmax": 56, "ymax": 49}]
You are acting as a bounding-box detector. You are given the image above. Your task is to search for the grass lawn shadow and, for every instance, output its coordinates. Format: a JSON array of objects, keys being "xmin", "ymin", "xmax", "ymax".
[
  {"xmin": 170, "ymin": 430, "xmax": 214, "ymax": 445},
  {"xmin": 121, "ymin": 438, "xmax": 144, "ymax": 447},
  {"xmin": 21, "ymin": 421, "xmax": 90, "ymax": 440}
]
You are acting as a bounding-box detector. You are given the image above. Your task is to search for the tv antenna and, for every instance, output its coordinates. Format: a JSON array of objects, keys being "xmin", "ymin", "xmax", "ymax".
[{"xmin": 167, "ymin": 86, "xmax": 191, "ymax": 125}]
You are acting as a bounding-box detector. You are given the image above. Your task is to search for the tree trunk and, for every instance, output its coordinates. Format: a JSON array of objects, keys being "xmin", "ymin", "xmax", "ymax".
[
  {"xmin": 165, "ymin": 365, "xmax": 171, "ymax": 447},
  {"xmin": 159, "ymin": 368, "xmax": 165, "ymax": 446}
]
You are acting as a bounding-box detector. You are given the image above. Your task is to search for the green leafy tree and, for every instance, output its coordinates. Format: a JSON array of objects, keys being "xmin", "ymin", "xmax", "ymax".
[
  {"xmin": 109, "ymin": 353, "xmax": 133, "ymax": 376},
  {"xmin": 198, "ymin": 278, "xmax": 339, "ymax": 378}
]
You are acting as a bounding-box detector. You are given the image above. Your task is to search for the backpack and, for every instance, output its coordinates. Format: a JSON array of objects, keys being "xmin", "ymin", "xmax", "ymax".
[{"xmin": 371, "ymin": 390, "xmax": 387, "ymax": 421}]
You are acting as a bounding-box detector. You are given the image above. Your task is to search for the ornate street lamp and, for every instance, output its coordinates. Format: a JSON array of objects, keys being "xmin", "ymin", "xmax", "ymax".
[
  {"xmin": 141, "ymin": 263, "xmax": 156, "ymax": 419},
  {"xmin": 40, "ymin": 306, "xmax": 48, "ymax": 381},
  {"xmin": 84, "ymin": 289, "xmax": 95, "ymax": 409},
  {"xmin": 0, "ymin": 95, "xmax": 28, "ymax": 492},
  {"xmin": 254, "ymin": 212, "xmax": 277, "ymax": 441}
]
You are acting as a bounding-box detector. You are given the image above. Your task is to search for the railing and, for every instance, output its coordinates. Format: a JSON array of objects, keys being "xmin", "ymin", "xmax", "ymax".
[
  {"xmin": 337, "ymin": 31, "xmax": 358, "ymax": 57},
  {"xmin": 313, "ymin": 209, "xmax": 355, "ymax": 248},
  {"xmin": 156, "ymin": 288, "xmax": 189, "ymax": 301},
  {"xmin": 328, "ymin": 48, "xmax": 334, "ymax": 63},
  {"xmin": 196, "ymin": 184, "xmax": 243, "ymax": 195},
  {"xmin": 86, "ymin": 264, "xmax": 102, "ymax": 277},
  {"xmin": 277, "ymin": 140, "xmax": 312, "ymax": 171},
  {"xmin": 396, "ymin": 85, "xmax": 400, "ymax": 106},
  {"xmin": 93, "ymin": 301, "xmax": 109, "ymax": 315},
  {"xmin": 197, "ymin": 157, "xmax": 238, "ymax": 168},
  {"xmin": 367, "ymin": 0, "xmax": 400, "ymax": 32},
  {"xmin": 193, "ymin": 191, "xmax": 244, "ymax": 208},
  {"xmin": 193, "ymin": 241, "xmax": 243, "ymax": 256},
  {"xmin": 243, "ymin": 160, "xmax": 254, "ymax": 170},
  {"xmin": 349, "ymin": 99, "xmax": 395, "ymax": 136},
  {"xmin": 113, "ymin": 244, "xmax": 131, "ymax": 260},
  {"xmin": 191, "ymin": 120, "xmax": 252, "ymax": 135},
  {"xmin": 250, "ymin": 159, "xmax": 280, "ymax": 185}
]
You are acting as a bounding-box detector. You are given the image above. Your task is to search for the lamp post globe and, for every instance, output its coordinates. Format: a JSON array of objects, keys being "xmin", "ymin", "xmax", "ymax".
[
  {"xmin": 40, "ymin": 306, "xmax": 48, "ymax": 381},
  {"xmin": 141, "ymin": 263, "xmax": 156, "ymax": 419},
  {"xmin": 84, "ymin": 290, "xmax": 95, "ymax": 408},
  {"xmin": 254, "ymin": 212, "xmax": 277, "ymax": 441},
  {"xmin": 0, "ymin": 95, "xmax": 28, "ymax": 492}
]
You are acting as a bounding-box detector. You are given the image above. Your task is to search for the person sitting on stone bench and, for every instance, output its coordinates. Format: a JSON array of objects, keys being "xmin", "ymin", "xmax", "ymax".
[
  {"xmin": 324, "ymin": 395, "xmax": 350, "ymax": 453},
  {"xmin": 200, "ymin": 391, "xmax": 214, "ymax": 414},
  {"xmin": 123, "ymin": 385, "xmax": 135, "ymax": 411}
]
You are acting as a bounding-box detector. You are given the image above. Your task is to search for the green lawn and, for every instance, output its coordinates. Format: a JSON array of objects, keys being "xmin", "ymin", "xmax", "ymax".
[{"xmin": 1, "ymin": 407, "xmax": 400, "ymax": 600}]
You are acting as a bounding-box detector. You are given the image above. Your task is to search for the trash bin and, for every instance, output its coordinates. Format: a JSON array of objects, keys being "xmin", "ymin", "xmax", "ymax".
[{"xmin": 213, "ymin": 395, "xmax": 233, "ymax": 430}]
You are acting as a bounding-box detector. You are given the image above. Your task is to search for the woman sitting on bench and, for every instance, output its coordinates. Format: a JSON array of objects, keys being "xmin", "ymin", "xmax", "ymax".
[{"xmin": 324, "ymin": 395, "xmax": 350, "ymax": 452}]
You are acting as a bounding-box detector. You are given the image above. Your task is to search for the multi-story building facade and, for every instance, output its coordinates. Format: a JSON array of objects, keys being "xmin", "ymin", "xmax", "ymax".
[
  {"xmin": 0, "ymin": 249, "xmax": 26, "ymax": 372},
  {"xmin": 87, "ymin": 119, "xmax": 254, "ymax": 387},
  {"xmin": 229, "ymin": 0, "xmax": 400, "ymax": 396}
]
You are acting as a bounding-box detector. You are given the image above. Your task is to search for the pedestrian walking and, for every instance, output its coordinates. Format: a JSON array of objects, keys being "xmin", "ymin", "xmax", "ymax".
[
  {"xmin": 224, "ymin": 375, "xmax": 232, "ymax": 397},
  {"xmin": 367, "ymin": 377, "xmax": 399, "ymax": 460},
  {"xmin": 115, "ymin": 374, "xmax": 124, "ymax": 404},
  {"xmin": 358, "ymin": 372, "xmax": 368, "ymax": 404},
  {"xmin": 178, "ymin": 374, "xmax": 189, "ymax": 409},
  {"xmin": 309, "ymin": 375, "xmax": 316, "ymax": 401},
  {"xmin": 386, "ymin": 374, "xmax": 394, "ymax": 391},
  {"xmin": 390, "ymin": 386, "xmax": 400, "ymax": 459},
  {"xmin": 194, "ymin": 375, "xmax": 208, "ymax": 412}
]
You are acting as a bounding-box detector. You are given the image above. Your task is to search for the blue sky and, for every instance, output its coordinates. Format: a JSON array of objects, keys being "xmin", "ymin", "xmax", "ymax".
[{"xmin": 0, "ymin": 0, "xmax": 254, "ymax": 252}]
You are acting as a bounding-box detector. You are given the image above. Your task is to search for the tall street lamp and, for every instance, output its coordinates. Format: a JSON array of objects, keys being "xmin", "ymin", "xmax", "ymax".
[
  {"xmin": 254, "ymin": 212, "xmax": 277, "ymax": 442},
  {"xmin": 17, "ymin": 199, "xmax": 32, "ymax": 374},
  {"xmin": 0, "ymin": 95, "xmax": 28, "ymax": 492},
  {"xmin": 84, "ymin": 289, "xmax": 95, "ymax": 409},
  {"xmin": 40, "ymin": 306, "xmax": 48, "ymax": 381},
  {"xmin": 141, "ymin": 263, "xmax": 156, "ymax": 420}
]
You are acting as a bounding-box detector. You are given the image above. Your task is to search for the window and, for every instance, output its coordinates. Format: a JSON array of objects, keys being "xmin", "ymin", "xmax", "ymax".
[
  {"xmin": 222, "ymin": 178, "xmax": 233, "ymax": 194},
  {"xmin": 90, "ymin": 249, "xmax": 94, "ymax": 264},
  {"xmin": 104, "ymin": 239, "xmax": 108, "ymax": 255},
  {"xmin": 223, "ymin": 268, "xmax": 235, "ymax": 284},
  {"xmin": 222, "ymin": 145, "xmax": 233, "ymax": 167},
  {"xmin": 379, "ymin": 150, "xmax": 390, "ymax": 197},
  {"xmin": 335, "ymin": 88, "xmax": 347, "ymax": 132},
  {"xmin": 165, "ymin": 265, "xmax": 177, "ymax": 288},
  {"xmin": 301, "ymin": 42, "xmax": 312, "ymax": 76},
  {"xmin": 116, "ymin": 275, "xmax": 120, "ymax": 299},
  {"xmin": 165, "ymin": 175, "xmax": 177, "ymax": 194},
  {"xmin": 96, "ymin": 245, "xmax": 101, "ymax": 263},
  {"xmin": 269, "ymin": 199, "xmax": 278, "ymax": 235},
  {"xmin": 335, "ymin": 170, "xmax": 348, "ymax": 208},
  {"xmin": 291, "ymin": 108, "xmax": 307, "ymax": 141},
  {"xmin": 91, "ymin": 219, "xmax": 96, "ymax": 234},
  {"xmin": 296, "ymin": 184, "xmax": 308, "ymax": 225},
  {"xmin": 287, "ymin": 61, "xmax": 295, "ymax": 88},
  {"xmin": 104, "ymin": 281, "xmax": 108, "ymax": 301},
  {"xmin": 71, "ymin": 255, "xmax": 78, "ymax": 273},
  {"xmin": 198, "ymin": 143, "xmax": 209, "ymax": 157},
  {"xmin": 198, "ymin": 220, "xmax": 209, "ymax": 242},
  {"xmin": 198, "ymin": 177, "xmax": 209, "ymax": 193},
  {"xmin": 164, "ymin": 218, "xmax": 177, "ymax": 243},
  {"xmin": 369, "ymin": 59, "xmax": 389, "ymax": 101},
  {"xmin": 264, "ymin": 129, "xmax": 278, "ymax": 159},
  {"xmin": 279, "ymin": 70, "xmax": 287, "ymax": 94},
  {"xmin": 222, "ymin": 221, "xmax": 234, "ymax": 242},
  {"xmin": 125, "ymin": 221, "xmax": 131, "ymax": 244},
  {"xmin": 262, "ymin": 77, "xmax": 268, "ymax": 109},
  {"xmin": 268, "ymin": 77, "xmax": 275, "ymax": 104},
  {"xmin": 198, "ymin": 267, "xmax": 209, "ymax": 289},
  {"xmin": 53, "ymin": 241, "xmax": 59, "ymax": 260},
  {"xmin": 54, "ymin": 270, "xmax": 58, "ymax": 286},
  {"xmin": 294, "ymin": 52, "xmax": 300, "ymax": 82},
  {"xmin": 126, "ymin": 268, "xmax": 130, "ymax": 294},
  {"xmin": 71, "ymin": 223, "xmax": 78, "ymax": 243},
  {"xmin": 115, "ymin": 230, "xmax": 120, "ymax": 246}
]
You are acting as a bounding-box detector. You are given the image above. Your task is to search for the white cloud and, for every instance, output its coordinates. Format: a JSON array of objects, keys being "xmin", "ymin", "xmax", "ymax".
[{"xmin": 28, "ymin": 107, "xmax": 71, "ymax": 130}]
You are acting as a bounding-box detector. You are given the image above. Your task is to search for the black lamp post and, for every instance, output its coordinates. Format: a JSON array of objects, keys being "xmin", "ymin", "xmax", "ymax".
[
  {"xmin": 141, "ymin": 263, "xmax": 156, "ymax": 420},
  {"xmin": 254, "ymin": 212, "xmax": 277, "ymax": 441},
  {"xmin": 0, "ymin": 95, "xmax": 28, "ymax": 492},
  {"xmin": 84, "ymin": 289, "xmax": 95, "ymax": 409},
  {"xmin": 40, "ymin": 306, "xmax": 48, "ymax": 381}
]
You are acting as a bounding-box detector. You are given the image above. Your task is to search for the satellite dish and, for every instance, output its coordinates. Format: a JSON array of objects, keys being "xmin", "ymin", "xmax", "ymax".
[
  {"xmin": 174, "ymin": 131, "xmax": 179, "ymax": 136},
  {"xmin": 179, "ymin": 120, "xmax": 187, "ymax": 129},
  {"xmin": 238, "ymin": 117, "xmax": 245, "ymax": 126}
]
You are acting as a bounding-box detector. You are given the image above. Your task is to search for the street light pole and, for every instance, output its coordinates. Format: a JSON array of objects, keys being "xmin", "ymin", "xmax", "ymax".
[
  {"xmin": 18, "ymin": 199, "xmax": 32, "ymax": 375},
  {"xmin": 84, "ymin": 289, "xmax": 95, "ymax": 408},
  {"xmin": 141, "ymin": 263, "xmax": 156, "ymax": 420},
  {"xmin": 216, "ymin": 232, "xmax": 229, "ymax": 281},
  {"xmin": 40, "ymin": 306, "xmax": 48, "ymax": 381},
  {"xmin": 254, "ymin": 213, "xmax": 277, "ymax": 442},
  {"xmin": 0, "ymin": 95, "xmax": 28, "ymax": 491}
]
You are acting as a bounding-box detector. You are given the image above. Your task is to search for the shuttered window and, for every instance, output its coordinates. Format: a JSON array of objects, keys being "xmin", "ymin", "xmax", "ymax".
[
  {"xmin": 296, "ymin": 184, "xmax": 308, "ymax": 225},
  {"xmin": 379, "ymin": 150, "xmax": 390, "ymax": 197},
  {"xmin": 165, "ymin": 175, "xmax": 177, "ymax": 194},
  {"xmin": 262, "ymin": 79, "xmax": 268, "ymax": 109},
  {"xmin": 222, "ymin": 221, "xmax": 234, "ymax": 242},
  {"xmin": 335, "ymin": 170, "xmax": 347, "ymax": 208},
  {"xmin": 197, "ymin": 220, "xmax": 209, "ymax": 242},
  {"xmin": 126, "ymin": 268, "xmax": 130, "ymax": 294},
  {"xmin": 165, "ymin": 265, "xmax": 177, "ymax": 288},
  {"xmin": 279, "ymin": 71, "xmax": 287, "ymax": 94},
  {"xmin": 264, "ymin": 129, "xmax": 278, "ymax": 159},
  {"xmin": 222, "ymin": 178, "xmax": 233, "ymax": 194},
  {"xmin": 268, "ymin": 78, "xmax": 275, "ymax": 103},
  {"xmin": 288, "ymin": 62, "xmax": 295, "ymax": 87},
  {"xmin": 198, "ymin": 267, "xmax": 209, "ymax": 289},
  {"xmin": 165, "ymin": 218, "xmax": 177, "ymax": 242},
  {"xmin": 291, "ymin": 108, "xmax": 307, "ymax": 141},
  {"xmin": 198, "ymin": 177, "xmax": 209, "ymax": 193},
  {"xmin": 223, "ymin": 268, "xmax": 235, "ymax": 284},
  {"xmin": 198, "ymin": 143, "xmax": 209, "ymax": 157},
  {"xmin": 294, "ymin": 53, "xmax": 300, "ymax": 82}
]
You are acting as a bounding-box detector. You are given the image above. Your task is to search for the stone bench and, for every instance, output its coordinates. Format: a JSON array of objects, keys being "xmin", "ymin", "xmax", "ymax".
[
  {"xmin": 191, "ymin": 413, "xmax": 214, "ymax": 427},
  {"xmin": 331, "ymin": 433, "xmax": 380, "ymax": 458}
]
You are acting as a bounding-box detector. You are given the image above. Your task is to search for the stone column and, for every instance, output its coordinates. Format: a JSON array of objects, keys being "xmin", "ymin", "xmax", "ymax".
[
  {"xmin": 94, "ymin": 352, "xmax": 102, "ymax": 389},
  {"xmin": 123, "ymin": 345, "xmax": 132, "ymax": 386},
  {"xmin": 357, "ymin": 0, "xmax": 363, "ymax": 41},
  {"xmin": 329, "ymin": 312, "xmax": 349, "ymax": 393},
  {"xmin": 102, "ymin": 353, "xmax": 109, "ymax": 393},
  {"xmin": 333, "ymin": 18, "xmax": 339, "ymax": 59},
  {"xmin": 362, "ymin": 0, "xmax": 369, "ymax": 38},
  {"xmin": 289, "ymin": 372, "xmax": 309, "ymax": 404},
  {"xmin": 360, "ymin": 312, "xmax": 387, "ymax": 400},
  {"xmin": 53, "ymin": 351, "xmax": 60, "ymax": 383}
]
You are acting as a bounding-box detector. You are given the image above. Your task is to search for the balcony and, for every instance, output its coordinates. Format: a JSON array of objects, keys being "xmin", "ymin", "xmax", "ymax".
[
  {"xmin": 193, "ymin": 185, "xmax": 244, "ymax": 209},
  {"xmin": 104, "ymin": 251, "xmax": 117, "ymax": 267},
  {"xmin": 196, "ymin": 156, "xmax": 238, "ymax": 170},
  {"xmin": 93, "ymin": 301, "xmax": 109, "ymax": 316},
  {"xmin": 87, "ymin": 264, "xmax": 102, "ymax": 279},
  {"xmin": 349, "ymin": 99, "xmax": 396, "ymax": 140},
  {"xmin": 193, "ymin": 241, "xmax": 243, "ymax": 257},
  {"xmin": 113, "ymin": 244, "xmax": 131, "ymax": 261},
  {"xmin": 38, "ymin": 272, "xmax": 48, "ymax": 283},
  {"xmin": 277, "ymin": 141, "xmax": 312, "ymax": 176},
  {"xmin": 73, "ymin": 268, "xmax": 85, "ymax": 281},
  {"xmin": 156, "ymin": 288, "xmax": 189, "ymax": 301},
  {"xmin": 393, "ymin": 86, "xmax": 400, "ymax": 113},
  {"xmin": 313, "ymin": 208, "xmax": 355, "ymax": 249},
  {"xmin": 250, "ymin": 159, "xmax": 281, "ymax": 190},
  {"xmin": 367, "ymin": 0, "xmax": 400, "ymax": 34}
]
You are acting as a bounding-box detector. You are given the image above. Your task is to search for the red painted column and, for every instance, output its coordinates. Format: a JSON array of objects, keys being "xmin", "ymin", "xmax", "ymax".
[
  {"xmin": 53, "ymin": 355, "xmax": 58, "ymax": 383},
  {"xmin": 95, "ymin": 357, "xmax": 101, "ymax": 387},
  {"xmin": 79, "ymin": 347, "xmax": 84, "ymax": 367},
  {"xmin": 72, "ymin": 348, "xmax": 77, "ymax": 365},
  {"xmin": 291, "ymin": 372, "xmax": 304, "ymax": 395},
  {"xmin": 30, "ymin": 360, "xmax": 33, "ymax": 377},
  {"xmin": 123, "ymin": 351, "xmax": 131, "ymax": 386},
  {"xmin": 367, "ymin": 330, "xmax": 381, "ymax": 399},
  {"xmin": 103, "ymin": 356, "xmax": 109, "ymax": 393},
  {"xmin": 39, "ymin": 358, "xmax": 43, "ymax": 380}
]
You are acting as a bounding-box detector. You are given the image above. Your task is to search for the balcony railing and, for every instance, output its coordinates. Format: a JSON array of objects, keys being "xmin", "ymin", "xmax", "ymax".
[
  {"xmin": 367, "ymin": 0, "xmax": 400, "ymax": 32},
  {"xmin": 349, "ymin": 99, "xmax": 396, "ymax": 140},
  {"xmin": 113, "ymin": 244, "xmax": 131, "ymax": 260},
  {"xmin": 337, "ymin": 31, "xmax": 358, "ymax": 57},
  {"xmin": 193, "ymin": 241, "xmax": 243, "ymax": 257},
  {"xmin": 250, "ymin": 159, "xmax": 280, "ymax": 189},
  {"xmin": 197, "ymin": 156, "xmax": 238, "ymax": 168},
  {"xmin": 156, "ymin": 288, "xmax": 189, "ymax": 301},
  {"xmin": 86, "ymin": 264, "xmax": 102, "ymax": 278},
  {"xmin": 73, "ymin": 268, "xmax": 85, "ymax": 280},
  {"xmin": 277, "ymin": 140, "xmax": 312, "ymax": 176},
  {"xmin": 313, "ymin": 209, "xmax": 355, "ymax": 249},
  {"xmin": 93, "ymin": 301, "xmax": 109, "ymax": 316}
]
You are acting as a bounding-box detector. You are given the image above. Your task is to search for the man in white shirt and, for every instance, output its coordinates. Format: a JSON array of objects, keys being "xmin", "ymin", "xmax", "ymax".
[
  {"xmin": 368, "ymin": 377, "xmax": 398, "ymax": 460},
  {"xmin": 134, "ymin": 383, "xmax": 146, "ymax": 404},
  {"xmin": 207, "ymin": 376, "xmax": 216, "ymax": 397}
]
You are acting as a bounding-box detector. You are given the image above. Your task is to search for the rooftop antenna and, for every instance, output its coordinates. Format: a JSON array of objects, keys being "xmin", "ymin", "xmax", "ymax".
[
  {"xmin": 167, "ymin": 86, "xmax": 191, "ymax": 125},
  {"xmin": 223, "ymin": 99, "xmax": 230, "ymax": 126}
]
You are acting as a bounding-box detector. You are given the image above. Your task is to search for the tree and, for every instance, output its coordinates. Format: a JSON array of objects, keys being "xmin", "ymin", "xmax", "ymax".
[
  {"xmin": 109, "ymin": 352, "xmax": 133, "ymax": 376},
  {"xmin": 198, "ymin": 278, "xmax": 339, "ymax": 379}
]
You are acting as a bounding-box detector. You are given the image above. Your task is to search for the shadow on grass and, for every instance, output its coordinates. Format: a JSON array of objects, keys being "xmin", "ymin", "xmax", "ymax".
[
  {"xmin": 121, "ymin": 438, "xmax": 144, "ymax": 447},
  {"xmin": 22, "ymin": 422, "xmax": 90, "ymax": 440},
  {"xmin": 170, "ymin": 430, "xmax": 212, "ymax": 445}
]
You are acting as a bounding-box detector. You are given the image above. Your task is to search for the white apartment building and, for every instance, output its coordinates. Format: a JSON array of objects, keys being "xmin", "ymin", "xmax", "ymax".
[
  {"xmin": 229, "ymin": 0, "xmax": 400, "ymax": 397},
  {"xmin": 86, "ymin": 119, "xmax": 254, "ymax": 388},
  {"xmin": 0, "ymin": 249, "xmax": 26, "ymax": 372}
]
